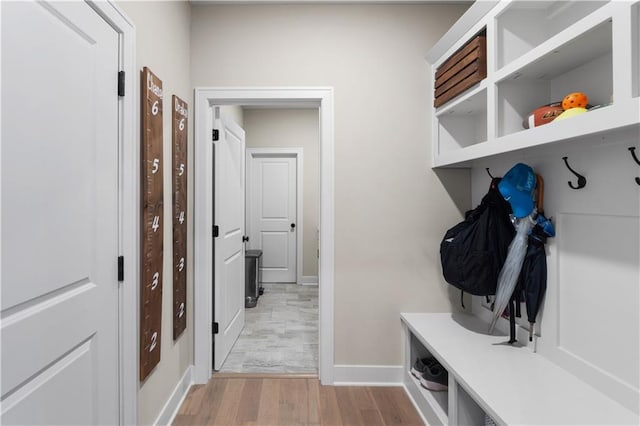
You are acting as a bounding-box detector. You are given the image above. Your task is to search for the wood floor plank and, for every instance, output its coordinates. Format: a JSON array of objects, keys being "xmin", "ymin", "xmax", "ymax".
[
  {"xmin": 352, "ymin": 387, "xmax": 385, "ymax": 426},
  {"xmin": 369, "ymin": 386, "xmax": 424, "ymax": 425},
  {"xmin": 235, "ymin": 378, "xmax": 263, "ymax": 425},
  {"xmin": 256, "ymin": 378, "xmax": 280, "ymax": 425},
  {"xmin": 212, "ymin": 378, "xmax": 245, "ymax": 425},
  {"xmin": 174, "ymin": 378, "xmax": 424, "ymax": 426},
  {"xmin": 279, "ymin": 378, "xmax": 307, "ymax": 425},
  {"xmin": 306, "ymin": 378, "xmax": 321, "ymax": 425},
  {"xmin": 318, "ymin": 384, "xmax": 343, "ymax": 426},
  {"xmin": 180, "ymin": 384, "xmax": 206, "ymax": 415},
  {"xmin": 172, "ymin": 414, "xmax": 197, "ymax": 426},
  {"xmin": 194, "ymin": 377, "xmax": 228, "ymax": 425},
  {"xmin": 335, "ymin": 386, "xmax": 365, "ymax": 425}
]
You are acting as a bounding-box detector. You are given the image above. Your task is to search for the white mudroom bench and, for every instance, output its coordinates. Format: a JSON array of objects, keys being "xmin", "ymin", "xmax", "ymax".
[{"xmin": 401, "ymin": 313, "xmax": 639, "ymax": 426}]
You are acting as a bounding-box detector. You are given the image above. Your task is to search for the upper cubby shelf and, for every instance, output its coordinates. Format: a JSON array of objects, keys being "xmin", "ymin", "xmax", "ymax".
[
  {"xmin": 496, "ymin": 1, "xmax": 608, "ymax": 70},
  {"xmin": 429, "ymin": 0, "xmax": 640, "ymax": 169},
  {"xmin": 497, "ymin": 20, "xmax": 612, "ymax": 138},
  {"xmin": 433, "ymin": 98, "xmax": 639, "ymax": 168}
]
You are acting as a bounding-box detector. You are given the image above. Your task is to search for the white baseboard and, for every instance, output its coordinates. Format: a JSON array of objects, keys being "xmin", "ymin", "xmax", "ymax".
[
  {"xmin": 333, "ymin": 365, "xmax": 403, "ymax": 386},
  {"xmin": 301, "ymin": 275, "xmax": 318, "ymax": 285},
  {"xmin": 154, "ymin": 365, "xmax": 194, "ymax": 426}
]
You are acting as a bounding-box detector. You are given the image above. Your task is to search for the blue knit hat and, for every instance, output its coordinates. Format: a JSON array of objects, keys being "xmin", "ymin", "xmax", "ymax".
[{"xmin": 498, "ymin": 163, "xmax": 536, "ymax": 218}]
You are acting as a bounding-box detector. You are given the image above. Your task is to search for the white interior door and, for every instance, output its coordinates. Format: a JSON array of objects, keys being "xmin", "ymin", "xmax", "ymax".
[
  {"xmin": 213, "ymin": 111, "xmax": 246, "ymax": 369},
  {"xmin": 247, "ymin": 152, "xmax": 297, "ymax": 283},
  {"xmin": 1, "ymin": 2, "xmax": 120, "ymax": 424}
]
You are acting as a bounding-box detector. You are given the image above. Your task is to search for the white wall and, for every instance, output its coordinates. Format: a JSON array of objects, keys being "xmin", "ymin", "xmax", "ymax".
[
  {"xmin": 221, "ymin": 105, "xmax": 244, "ymax": 128},
  {"xmin": 116, "ymin": 2, "xmax": 193, "ymax": 424},
  {"xmin": 191, "ymin": 4, "xmax": 470, "ymax": 366},
  {"xmin": 243, "ymin": 108, "xmax": 320, "ymax": 278}
]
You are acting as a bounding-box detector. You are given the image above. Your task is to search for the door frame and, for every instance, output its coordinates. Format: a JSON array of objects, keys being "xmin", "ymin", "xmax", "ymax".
[
  {"xmin": 246, "ymin": 147, "xmax": 304, "ymax": 285},
  {"xmin": 74, "ymin": 2, "xmax": 137, "ymax": 424},
  {"xmin": 194, "ymin": 87, "xmax": 335, "ymax": 385}
]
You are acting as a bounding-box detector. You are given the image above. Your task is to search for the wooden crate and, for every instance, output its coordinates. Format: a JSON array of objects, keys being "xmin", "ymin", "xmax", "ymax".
[{"xmin": 434, "ymin": 33, "xmax": 486, "ymax": 108}]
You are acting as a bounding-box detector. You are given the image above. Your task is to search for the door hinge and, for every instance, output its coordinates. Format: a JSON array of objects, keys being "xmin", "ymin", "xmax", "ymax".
[
  {"xmin": 213, "ymin": 225, "xmax": 219, "ymax": 238},
  {"xmin": 117, "ymin": 71, "xmax": 125, "ymax": 97},
  {"xmin": 212, "ymin": 129, "xmax": 219, "ymax": 141},
  {"xmin": 212, "ymin": 322, "xmax": 219, "ymax": 334},
  {"xmin": 117, "ymin": 256, "xmax": 124, "ymax": 281}
]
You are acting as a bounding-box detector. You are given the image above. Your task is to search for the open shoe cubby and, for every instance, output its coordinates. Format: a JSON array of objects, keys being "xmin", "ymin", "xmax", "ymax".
[
  {"xmin": 430, "ymin": 1, "xmax": 639, "ymax": 168},
  {"xmin": 406, "ymin": 333, "xmax": 448, "ymax": 424}
]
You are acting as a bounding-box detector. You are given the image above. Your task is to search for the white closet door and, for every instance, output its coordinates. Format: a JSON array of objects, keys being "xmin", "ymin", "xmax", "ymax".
[{"xmin": 1, "ymin": 2, "xmax": 120, "ymax": 424}]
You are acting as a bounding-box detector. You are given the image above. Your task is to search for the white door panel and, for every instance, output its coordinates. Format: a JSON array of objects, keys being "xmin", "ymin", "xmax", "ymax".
[
  {"xmin": 261, "ymin": 163, "xmax": 290, "ymax": 218},
  {"xmin": 1, "ymin": 2, "xmax": 119, "ymax": 424},
  {"xmin": 1, "ymin": 282, "xmax": 98, "ymax": 395},
  {"xmin": 247, "ymin": 154, "xmax": 297, "ymax": 283},
  {"xmin": 261, "ymin": 232, "xmax": 290, "ymax": 266},
  {"xmin": 2, "ymin": 340, "xmax": 95, "ymax": 425},
  {"xmin": 213, "ymin": 113, "xmax": 246, "ymax": 369}
]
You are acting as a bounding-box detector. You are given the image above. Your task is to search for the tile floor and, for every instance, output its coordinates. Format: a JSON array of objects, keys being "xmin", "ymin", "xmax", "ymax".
[{"xmin": 218, "ymin": 283, "xmax": 319, "ymax": 374}]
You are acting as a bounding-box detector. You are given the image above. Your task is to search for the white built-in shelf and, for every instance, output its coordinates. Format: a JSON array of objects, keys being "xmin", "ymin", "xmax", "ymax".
[
  {"xmin": 429, "ymin": 0, "xmax": 640, "ymax": 168},
  {"xmin": 401, "ymin": 313, "xmax": 640, "ymax": 425},
  {"xmin": 495, "ymin": 1, "xmax": 609, "ymax": 70},
  {"xmin": 433, "ymin": 97, "xmax": 639, "ymax": 167}
]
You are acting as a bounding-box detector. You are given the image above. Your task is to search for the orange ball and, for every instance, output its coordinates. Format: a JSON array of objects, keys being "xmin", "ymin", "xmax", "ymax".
[{"xmin": 562, "ymin": 92, "xmax": 588, "ymax": 110}]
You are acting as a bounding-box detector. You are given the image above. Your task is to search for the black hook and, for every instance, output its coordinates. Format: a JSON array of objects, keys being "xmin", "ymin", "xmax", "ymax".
[
  {"xmin": 562, "ymin": 156, "xmax": 587, "ymax": 190},
  {"xmin": 486, "ymin": 168, "xmax": 494, "ymax": 179},
  {"xmin": 629, "ymin": 147, "xmax": 640, "ymax": 186},
  {"xmin": 629, "ymin": 147, "xmax": 640, "ymax": 165}
]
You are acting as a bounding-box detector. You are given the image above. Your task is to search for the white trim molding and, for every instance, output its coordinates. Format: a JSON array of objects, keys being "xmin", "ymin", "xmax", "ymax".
[
  {"xmin": 194, "ymin": 87, "xmax": 335, "ymax": 385},
  {"xmin": 333, "ymin": 365, "xmax": 404, "ymax": 386},
  {"xmin": 153, "ymin": 366, "xmax": 194, "ymax": 426},
  {"xmin": 245, "ymin": 147, "xmax": 304, "ymax": 285},
  {"xmin": 90, "ymin": 2, "xmax": 138, "ymax": 424},
  {"xmin": 302, "ymin": 275, "xmax": 319, "ymax": 285}
]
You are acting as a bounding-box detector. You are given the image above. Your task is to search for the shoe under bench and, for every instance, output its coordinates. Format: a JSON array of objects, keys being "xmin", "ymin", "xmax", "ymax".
[{"xmin": 401, "ymin": 312, "xmax": 638, "ymax": 426}]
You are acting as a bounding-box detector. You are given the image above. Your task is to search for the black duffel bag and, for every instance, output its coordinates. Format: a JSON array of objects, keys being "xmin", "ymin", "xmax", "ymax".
[{"xmin": 440, "ymin": 178, "xmax": 515, "ymax": 296}]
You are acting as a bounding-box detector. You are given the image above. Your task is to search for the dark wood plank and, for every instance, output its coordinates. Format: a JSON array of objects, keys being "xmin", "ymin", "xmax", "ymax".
[
  {"xmin": 435, "ymin": 35, "xmax": 483, "ymax": 80},
  {"xmin": 433, "ymin": 34, "xmax": 486, "ymax": 108},
  {"xmin": 435, "ymin": 45, "xmax": 480, "ymax": 88},
  {"xmin": 139, "ymin": 66, "xmax": 164, "ymax": 381},
  {"xmin": 434, "ymin": 73, "xmax": 483, "ymax": 107},
  {"xmin": 435, "ymin": 62, "xmax": 479, "ymax": 98}
]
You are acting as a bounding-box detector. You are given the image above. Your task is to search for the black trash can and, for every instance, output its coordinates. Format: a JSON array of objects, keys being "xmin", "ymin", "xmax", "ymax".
[{"xmin": 245, "ymin": 249, "xmax": 263, "ymax": 308}]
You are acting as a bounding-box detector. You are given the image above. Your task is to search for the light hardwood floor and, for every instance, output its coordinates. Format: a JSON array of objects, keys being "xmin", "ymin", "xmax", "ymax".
[{"xmin": 173, "ymin": 376, "xmax": 424, "ymax": 425}]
